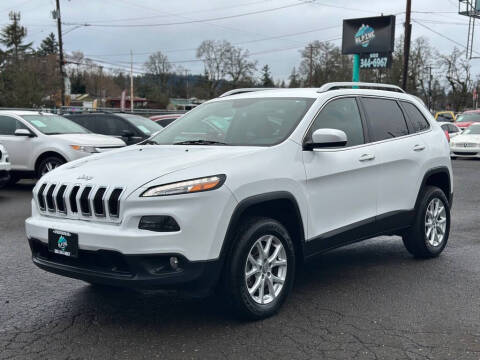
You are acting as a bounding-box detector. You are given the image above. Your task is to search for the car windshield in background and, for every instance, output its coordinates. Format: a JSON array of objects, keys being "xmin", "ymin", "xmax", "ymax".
[
  {"xmin": 118, "ymin": 114, "xmax": 163, "ymax": 135},
  {"xmin": 22, "ymin": 115, "xmax": 89, "ymax": 135},
  {"xmin": 437, "ymin": 114, "xmax": 453, "ymax": 122},
  {"xmin": 149, "ymin": 97, "xmax": 315, "ymax": 146},
  {"xmin": 456, "ymin": 113, "xmax": 480, "ymax": 123},
  {"xmin": 463, "ymin": 125, "xmax": 480, "ymax": 135}
]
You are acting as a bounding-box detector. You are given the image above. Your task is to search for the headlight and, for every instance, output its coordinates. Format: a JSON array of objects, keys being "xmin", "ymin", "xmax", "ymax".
[
  {"xmin": 141, "ymin": 175, "xmax": 226, "ymax": 197},
  {"xmin": 70, "ymin": 145, "xmax": 98, "ymax": 153}
]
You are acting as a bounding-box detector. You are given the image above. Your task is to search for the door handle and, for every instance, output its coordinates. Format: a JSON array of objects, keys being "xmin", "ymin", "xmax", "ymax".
[
  {"xmin": 413, "ymin": 144, "xmax": 426, "ymax": 151},
  {"xmin": 359, "ymin": 153, "xmax": 375, "ymax": 162}
]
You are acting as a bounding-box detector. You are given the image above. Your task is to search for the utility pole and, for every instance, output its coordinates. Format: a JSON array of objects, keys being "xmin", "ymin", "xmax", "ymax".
[
  {"xmin": 308, "ymin": 45, "xmax": 313, "ymax": 87},
  {"xmin": 427, "ymin": 65, "xmax": 433, "ymax": 111},
  {"xmin": 55, "ymin": 0, "xmax": 66, "ymax": 106},
  {"xmin": 402, "ymin": 0, "xmax": 412, "ymax": 91},
  {"xmin": 184, "ymin": 69, "xmax": 189, "ymax": 99},
  {"xmin": 130, "ymin": 50, "xmax": 134, "ymax": 112}
]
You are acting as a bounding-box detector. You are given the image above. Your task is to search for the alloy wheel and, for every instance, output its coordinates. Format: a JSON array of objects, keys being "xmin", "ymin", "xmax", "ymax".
[
  {"xmin": 425, "ymin": 198, "xmax": 447, "ymax": 247},
  {"xmin": 244, "ymin": 235, "xmax": 288, "ymax": 305}
]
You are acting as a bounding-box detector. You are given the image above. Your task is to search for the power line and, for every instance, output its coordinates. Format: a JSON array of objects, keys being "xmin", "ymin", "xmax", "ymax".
[
  {"xmin": 73, "ymin": 0, "xmax": 273, "ymax": 24},
  {"xmin": 413, "ymin": 19, "xmax": 480, "ymax": 57},
  {"xmin": 80, "ymin": 24, "xmax": 342, "ymax": 58},
  {"xmin": 62, "ymin": 2, "xmax": 310, "ymax": 27}
]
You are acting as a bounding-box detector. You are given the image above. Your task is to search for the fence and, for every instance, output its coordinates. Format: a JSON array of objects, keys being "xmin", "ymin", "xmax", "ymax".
[{"xmin": 0, "ymin": 107, "xmax": 188, "ymax": 118}]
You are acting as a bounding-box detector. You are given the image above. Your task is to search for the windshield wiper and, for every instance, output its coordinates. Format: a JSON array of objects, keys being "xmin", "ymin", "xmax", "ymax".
[
  {"xmin": 173, "ymin": 139, "xmax": 227, "ymax": 145},
  {"xmin": 141, "ymin": 139, "xmax": 158, "ymax": 145}
]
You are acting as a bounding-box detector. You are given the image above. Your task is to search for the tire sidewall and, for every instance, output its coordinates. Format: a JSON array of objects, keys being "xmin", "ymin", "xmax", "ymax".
[{"xmin": 229, "ymin": 218, "xmax": 296, "ymax": 319}]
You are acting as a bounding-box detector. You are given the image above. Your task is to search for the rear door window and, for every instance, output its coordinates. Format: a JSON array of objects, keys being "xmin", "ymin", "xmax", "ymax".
[
  {"xmin": 400, "ymin": 102, "xmax": 430, "ymax": 133},
  {"xmin": 361, "ymin": 97, "xmax": 409, "ymax": 142}
]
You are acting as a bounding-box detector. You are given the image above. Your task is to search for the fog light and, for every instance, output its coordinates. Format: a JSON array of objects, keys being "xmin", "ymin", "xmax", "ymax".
[
  {"xmin": 138, "ymin": 215, "xmax": 180, "ymax": 232},
  {"xmin": 170, "ymin": 256, "xmax": 179, "ymax": 270}
]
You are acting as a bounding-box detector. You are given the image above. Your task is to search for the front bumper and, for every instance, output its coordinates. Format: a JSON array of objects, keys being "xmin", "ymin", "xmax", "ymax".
[
  {"xmin": 28, "ymin": 238, "xmax": 222, "ymax": 291},
  {"xmin": 450, "ymin": 147, "xmax": 480, "ymax": 158}
]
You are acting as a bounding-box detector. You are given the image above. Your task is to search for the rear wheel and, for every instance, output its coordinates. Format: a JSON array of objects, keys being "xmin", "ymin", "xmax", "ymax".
[
  {"xmin": 36, "ymin": 155, "xmax": 65, "ymax": 179},
  {"xmin": 402, "ymin": 186, "xmax": 450, "ymax": 258},
  {"xmin": 224, "ymin": 217, "xmax": 295, "ymax": 320}
]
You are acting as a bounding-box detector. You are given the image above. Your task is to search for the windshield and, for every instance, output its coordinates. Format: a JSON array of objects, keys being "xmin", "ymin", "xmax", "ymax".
[
  {"xmin": 22, "ymin": 114, "xmax": 89, "ymax": 135},
  {"xmin": 456, "ymin": 113, "xmax": 480, "ymax": 123},
  {"xmin": 462, "ymin": 125, "xmax": 480, "ymax": 135},
  {"xmin": 117, "ymin": 114, "xmax": 163, "ymax": 135},
  {"xmin": 437, "ymin": 113, "xmax": 454, "ymax": 122},
  {"xmin": 148, "ymin": 97, "xmax": 315, "ymax": 146}
]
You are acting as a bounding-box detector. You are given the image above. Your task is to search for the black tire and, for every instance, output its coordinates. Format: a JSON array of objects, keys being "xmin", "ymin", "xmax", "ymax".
[
  {"xmin": 36, "ymin": 155, "xmax": 66, "ymax": 179},
  {"xmin": 5, "ymin": 175, "xmax": 19, "ymax": 187},
  {"xmin": 224, "ymin": 217, "xmax": 296, "ymax": 320},
  {"xmin": 402, "ymin": 186, "xmax": 450, "ymax": 258},
  {"xmin": 450, "ymin": 156, "xmax": 457, "ymax": 160}
]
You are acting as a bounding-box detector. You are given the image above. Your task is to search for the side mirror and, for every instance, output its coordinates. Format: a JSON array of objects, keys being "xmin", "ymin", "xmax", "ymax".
[
  {"xmin": 303, "ymin": 128, "xmax": 347, "ymax": 150},
  {"xmin": 14, "ymin": 129, "xmax": 34, "ymax": 137},
  {"xmin": 122, "ymin": 129, "xmax": 135, "ymax": 138}
]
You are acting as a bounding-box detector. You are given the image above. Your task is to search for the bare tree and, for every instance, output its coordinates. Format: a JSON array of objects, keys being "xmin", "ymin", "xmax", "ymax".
[
  {"xmin": 196, "ymin": 40, "xmax": 231, "ymax": 97},
  {"xmin": 438, "ymin": 48, "xmax": 473, "ymax": 111},
  {"xmin": 144, "ymin": 51, "xmax": 172, "ymax": 92},
  {"xmin": 224, "ymin": 45, "xmax": 256, "ymax": 86}
]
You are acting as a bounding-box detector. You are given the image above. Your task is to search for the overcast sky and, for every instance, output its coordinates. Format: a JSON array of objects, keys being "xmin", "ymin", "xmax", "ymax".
[{"xmin": 0, "ymin": 0, "xmax": 477, "ymax": 81}]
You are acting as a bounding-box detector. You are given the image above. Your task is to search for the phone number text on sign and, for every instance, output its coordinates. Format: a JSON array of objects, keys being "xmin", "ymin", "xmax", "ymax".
[{"xmin": 359, "ymin": 53, "xmax": 390, "ymax": 69}]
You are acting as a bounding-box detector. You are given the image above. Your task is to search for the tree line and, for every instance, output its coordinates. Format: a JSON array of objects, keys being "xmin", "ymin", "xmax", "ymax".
[{"xmin": 0, "ymin": 11, "xmax": 477, "ymax": 111}]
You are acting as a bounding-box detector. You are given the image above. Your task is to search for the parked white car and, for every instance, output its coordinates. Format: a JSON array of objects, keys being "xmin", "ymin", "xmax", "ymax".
[
  {"xmin": 26, "ymin": 83, "xmax": 453, "ymax": 319},
  {"xmin": 0, "ymin": 111, "xmax": 126, "ymax": 184},
  {"xmin": 0, "ymin": 142, "xmax": 11, "ymax": 188},
  {"xmin": 438, "ymin": 122, "xmax": 462, "ymax": 139},
  {"xmin": 450, "ymin": 123, "xmax": 480, "ymax": 159}
]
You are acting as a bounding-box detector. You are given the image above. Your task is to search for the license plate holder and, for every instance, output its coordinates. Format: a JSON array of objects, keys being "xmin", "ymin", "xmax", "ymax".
[{"xmin": 48, "ymin": 229, "xmax": 79, "ymax": 258}]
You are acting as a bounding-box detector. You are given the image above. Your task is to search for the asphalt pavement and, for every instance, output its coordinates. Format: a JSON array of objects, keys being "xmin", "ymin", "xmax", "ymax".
[{"xmin": 1, "ymin": 160, "xmax": 480, "ymax": 360}]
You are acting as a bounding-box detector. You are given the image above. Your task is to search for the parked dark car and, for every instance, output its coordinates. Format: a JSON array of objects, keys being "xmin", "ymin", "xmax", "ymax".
[{"xmin": 64, "ymin": 113, "xmax": 163, "ymax": 145}]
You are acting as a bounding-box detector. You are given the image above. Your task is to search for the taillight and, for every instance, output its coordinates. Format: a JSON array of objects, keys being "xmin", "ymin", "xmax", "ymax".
[{"xmin": 444, "ymin": 130, "xmax": 450, "ymax": 142}]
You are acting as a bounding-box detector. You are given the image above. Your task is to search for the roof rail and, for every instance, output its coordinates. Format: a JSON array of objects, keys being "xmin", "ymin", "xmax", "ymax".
[
  {"xmin": 317, "ymin": 82, "xmax": 405, "ymax": 94},
  {"xmin": 219, "ymin": 88, "xmax": 277, "ymax": 97}
]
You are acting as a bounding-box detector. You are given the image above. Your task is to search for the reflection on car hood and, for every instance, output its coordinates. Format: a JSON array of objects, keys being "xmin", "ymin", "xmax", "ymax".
[
  {"xmin": 50, "ymin": 133, "xmax": 126, "ymax": 146},
  {"xmin": 41, "ymin": 145, "xmax": 262, "ymax": 190},
  {"xmin": 452, "ymin": 134, "xmax": 480, "ymax": 143}
]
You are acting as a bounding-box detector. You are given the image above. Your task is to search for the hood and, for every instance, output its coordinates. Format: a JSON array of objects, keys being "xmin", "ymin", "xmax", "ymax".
[
  {"xmin": 452, "ymin": 134, "xmax": 480, "ymax": 143},
  {"xmin": 456, "ymin": 122, "xmax": 474, "ymax": 128},
  {"xmin": 50, "ymin": 133, "xmax": 126, "ymax": 147},
  {"xmin": 41, "ymin": 145, "xmax": 263, "ymax": 190}
]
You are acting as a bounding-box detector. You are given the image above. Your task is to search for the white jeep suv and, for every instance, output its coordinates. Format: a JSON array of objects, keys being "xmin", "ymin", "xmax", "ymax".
[
  {"xmin": 26, "ymin": 83, "xmax": 453, "ymax": 319},
  {"xmin": 0, "ymin": 110, "xmax": 126, "ymax": 184}
]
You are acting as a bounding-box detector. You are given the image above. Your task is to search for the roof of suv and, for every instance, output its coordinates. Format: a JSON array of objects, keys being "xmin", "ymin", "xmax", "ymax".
[{"xmin": 0, "ymin": 110, "xmax": 55, "ymax": 116}]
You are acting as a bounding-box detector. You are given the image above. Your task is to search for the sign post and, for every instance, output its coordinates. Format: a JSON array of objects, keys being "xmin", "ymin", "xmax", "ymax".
[
  {"xmin": 342, "ymin": 15, "xmax": 396, "ymax": 83},
  {"xmin": 352, "ymin": 55, "xmax": 360, "ymax": 82}
]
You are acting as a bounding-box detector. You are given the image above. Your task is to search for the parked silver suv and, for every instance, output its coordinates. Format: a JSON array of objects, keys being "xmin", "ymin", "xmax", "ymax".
[{"xmin": 0, "ymin": 111, "xmax": 126, "ymax": 184}]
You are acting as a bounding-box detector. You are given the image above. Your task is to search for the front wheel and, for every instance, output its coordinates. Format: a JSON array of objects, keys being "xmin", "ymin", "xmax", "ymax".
[
  {"xmin": 402, "ymin": 186, "xmax": 450, "ymax": 258},
  {"xmin": 224, "ymin": 217, "xmax": 296, "ymax": 320},
  {"xmin": 36, "ymin": 155, "xmax": 65, "ymax": 179}
]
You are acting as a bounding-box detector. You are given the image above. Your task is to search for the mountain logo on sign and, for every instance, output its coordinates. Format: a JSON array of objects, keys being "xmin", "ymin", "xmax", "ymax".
[{"xmin": 355, "ymin": 24, "xmax": 375, "ymax": 48}]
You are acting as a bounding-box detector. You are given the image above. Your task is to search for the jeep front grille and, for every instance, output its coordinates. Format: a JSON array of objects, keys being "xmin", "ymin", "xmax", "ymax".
[{"xmin": 34, "ymin": 182, "xmax": 125, "ymax": 222}]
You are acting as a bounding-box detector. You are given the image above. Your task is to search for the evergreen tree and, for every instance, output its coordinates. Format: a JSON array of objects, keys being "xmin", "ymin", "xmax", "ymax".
[
  {"xmin": 261, "ymin": 64, "xmax": 274, "ymax": 87},
  {"xmin": 289, "ymin": 67, "xmax": 300, "ymax": 88},
  {"xmin": 0, "ymin": 12, "xmax": 32, "ymax": 61},
  {"xmin": 37, "ymin": 32, "xmax": 58, "ymax": 56}
]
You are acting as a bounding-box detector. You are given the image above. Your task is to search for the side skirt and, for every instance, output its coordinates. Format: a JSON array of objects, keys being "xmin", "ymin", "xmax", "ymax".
[{"xmin": 304, "ymin": 210, "xmax": 415, "ymax": 260}]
